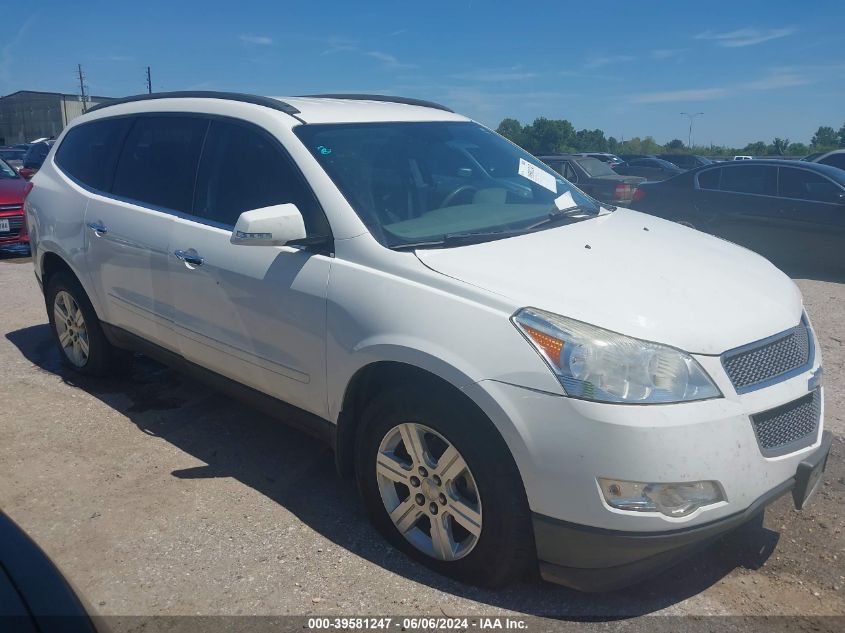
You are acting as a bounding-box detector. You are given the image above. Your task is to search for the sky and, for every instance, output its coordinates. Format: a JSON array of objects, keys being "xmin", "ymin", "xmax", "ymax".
[{"xmin": 2, "ymin": 0, "xmax": 843, "ymax": 147}]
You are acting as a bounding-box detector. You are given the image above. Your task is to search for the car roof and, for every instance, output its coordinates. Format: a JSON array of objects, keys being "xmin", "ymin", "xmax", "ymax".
[{"xmin": 84, "ymin": 91, "xmax": 468, "ymax": 125}]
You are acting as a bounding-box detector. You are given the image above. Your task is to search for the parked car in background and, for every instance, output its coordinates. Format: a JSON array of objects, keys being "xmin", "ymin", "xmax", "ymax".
[
  {"xmin": 0, "ymin": 158, "xmax": 30, "ymax": 250},
  {"xmin": 0, "ymin": 147, "xmax": 26, "ymax": 171},
  {"xmin": 614, "ymin": 157, "xmax": 683, "ymax": 181},
  {"xmin": 18, "ymin": 140, "xmax": 54, "ymax": 179},
  {"xmin": 538, "ymin": 154, "xmax": 644, "ymax": 204},
  {"xmin": 803, "ymin": 149, "xmax": 845, "ymax": 171},
  {"xmin": 657, "ymin": 154, "xmax": 713, "ymax": 170},
  {"xmin": 575, "ymin": 152, "xmax": 624, "ymax": 167},
  {"xmin": 630, "ymin": 160, "xmax": 845, "ymax": 274},
  {"xmin": 732, "ymin": 155, "xmax": 753, "ymax": 161}
]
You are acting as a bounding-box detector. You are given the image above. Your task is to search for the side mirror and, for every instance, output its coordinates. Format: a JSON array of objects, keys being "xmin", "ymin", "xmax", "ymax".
[{"xmin": 230, "ymin": 203, "xmax": 307, "ymax": 246}]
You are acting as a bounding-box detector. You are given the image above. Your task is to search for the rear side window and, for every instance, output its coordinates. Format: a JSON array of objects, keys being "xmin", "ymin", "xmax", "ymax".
[
  {"xmin": 697, "ymin": 168, "xmax": 721, "ymax": 189},
  {"xmin": 112, "ymin": 116, "xmax": 209, "ymax": 213},
  {"xmin": 54, "ymin": 118, "xmax": 133, "ymax": 191},
  {"xmin": 779, "ymin": 168, "xmax": 842, "ymax": 203},
  {"xmin": 192, "ymin": 119, "xmax": 328, "ymax": 234},
  {"xmin": 719, "ymin": 166, "xmax": 777, "ymax": 196},
  {"xmin": 820, "ymin": 154, "xmax": 845, "ymax": 170},
  {"xmin": 23, "ymin": 143, "xmax": 50, "ymax": 168}
]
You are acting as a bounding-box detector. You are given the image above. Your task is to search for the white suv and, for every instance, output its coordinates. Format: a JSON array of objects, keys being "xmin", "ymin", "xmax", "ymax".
[{"xmin": 25, "ymin": 92, "xmax": 830, "ymax": 591}]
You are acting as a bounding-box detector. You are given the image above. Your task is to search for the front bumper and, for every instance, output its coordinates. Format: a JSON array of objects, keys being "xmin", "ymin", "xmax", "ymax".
[{"xmin": 534, "ymin": 431, "xmax": 832, "ymax": 591}]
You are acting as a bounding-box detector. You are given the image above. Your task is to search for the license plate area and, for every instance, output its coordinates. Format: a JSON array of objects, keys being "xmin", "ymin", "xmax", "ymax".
[{"xmin": 0, "ymin": 218, "xmax": 10, "ymax": 233}]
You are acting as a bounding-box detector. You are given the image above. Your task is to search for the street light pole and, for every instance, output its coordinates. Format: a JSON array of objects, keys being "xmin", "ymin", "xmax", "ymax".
[{"xmin": 680, "ymin": 112, "xmax": 704, "ymax": 148}]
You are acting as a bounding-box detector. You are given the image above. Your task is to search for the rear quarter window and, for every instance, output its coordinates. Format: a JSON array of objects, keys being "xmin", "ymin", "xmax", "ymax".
[
  {"xmin": 54, "ymin": 117, "xmax": 133, "ymax": 191},
  {"xmin": 697, "ymin": 168, "xmax": 721, "ymax": 190}
]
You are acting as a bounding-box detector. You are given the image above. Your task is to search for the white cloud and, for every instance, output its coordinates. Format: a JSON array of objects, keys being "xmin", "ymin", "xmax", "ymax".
[
  {"xmin": 584, "ymin": 55, "xmax": 635, "ymax": 69},
  {"xmin": 747, "ymin": 72, "xmax": 812, "ymax": 90},
  {"xmin": 365, "ymin": 50, "xmax": 417, "ymax": 69},
  {"xmin": 239, "ymin": 34, "xmax": 273, "ymax": 45},
  {"xmin": 451, "ymin": 67, "xmax": 538, "ymax": 82},
  {"xmin": 630, "ymin": 88, "xmax": 728, "ymax": 104},
  {"xmin": 695, "ymin": 27, "xmax": 795, "ymax": 47}
]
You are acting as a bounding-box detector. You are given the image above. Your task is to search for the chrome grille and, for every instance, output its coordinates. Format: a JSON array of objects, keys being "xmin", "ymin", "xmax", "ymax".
[
  {"xmin": 750, "ymin": 389, "xmax": 820, "ymax": 457},
  {"xmin": 722, "ymin": 321, "xmax": 812, "ymax": 393},
  {"xmin": 0, "ymin": 204, "xmax": 22, "ymax": 211}
]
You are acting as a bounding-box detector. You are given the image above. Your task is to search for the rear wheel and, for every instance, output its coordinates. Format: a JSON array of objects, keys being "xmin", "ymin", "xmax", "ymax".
[
  {"xmin": 46, "ymin": 271, "xmax": 132, "ymax": 376},
  {"xmin": 355, "ymin": 384, "xmax": 533, "ymax": 587}
]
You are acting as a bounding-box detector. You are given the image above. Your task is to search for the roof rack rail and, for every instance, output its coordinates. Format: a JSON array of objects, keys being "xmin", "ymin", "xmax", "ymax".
[
  {"xmin": 299, "ymin": 93, "xmax": 453, "ymax": 113},
  {"xmin": 86, "ymin": 91, "xmax": 301, "ymax": 116}
]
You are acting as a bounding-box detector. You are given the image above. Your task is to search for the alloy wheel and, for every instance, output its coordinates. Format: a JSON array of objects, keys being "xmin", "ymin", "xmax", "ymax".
[
  {"xmin": 376, "ymin": 422, "xmax": 482, "ymax": 561},
  {"xmin": 53, "ymin": 290, "xmax": 90, "ymax": 367}
]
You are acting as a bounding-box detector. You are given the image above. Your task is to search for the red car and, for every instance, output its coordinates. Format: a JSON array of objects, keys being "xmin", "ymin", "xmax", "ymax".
[{"xmin": 0, "ymin": 157, "xmax": 30, "ymax": 250}]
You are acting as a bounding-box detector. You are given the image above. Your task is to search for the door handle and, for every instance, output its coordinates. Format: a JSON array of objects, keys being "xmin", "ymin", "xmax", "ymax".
[
  {"xmin": 86, "ymin": 221, "xmax": 108, "ymax": 235},
  {"xmin": 174, "ymin": 249, "xmax": 204, "ymax": 266}
]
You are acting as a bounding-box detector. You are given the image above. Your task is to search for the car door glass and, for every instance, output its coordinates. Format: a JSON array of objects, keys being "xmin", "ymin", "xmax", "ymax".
[
  {"xmin": 192, "ymin": 119, "xmax": 328, "ymax": 234},
  {"xmin": 112, "ymin": 116, "xmax": 209, "ymax": 213},
  {"xmin": 780, "ymin": 168, "xmax": 842, "ymax": 203},
  {"xmin": 562, "ymin": 162, "xmax": 578, "ymax": 182},
  {"xmin": 720, "ymin": 166, "xmax": 777, "ymax": 196},
  {"xmin": 697, "ymin": 168, "xmax": 721, "ymax": 189},
  {"xmin": 820, "ymin": 154, "xmax": 845, "ymax": 170},
  {"xmin": 54, "ymin": 117, "xmax": 133, "ymax": 191}
]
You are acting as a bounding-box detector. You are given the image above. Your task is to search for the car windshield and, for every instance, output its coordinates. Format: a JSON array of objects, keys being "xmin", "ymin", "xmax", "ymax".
[
  {"xmin": 295, "ymin": 121, "xmax": 600, "ymax": 248},
  {"xmin": 576, "ymin": 157, "xmax": 617, "ymax": 177},
  {"xmin": 0, "ymin": 159, "xmax": 19, "ymax": 178}
]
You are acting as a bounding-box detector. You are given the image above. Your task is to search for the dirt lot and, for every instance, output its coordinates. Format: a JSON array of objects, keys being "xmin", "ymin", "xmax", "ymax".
[{"xmin": 1, "ymin": 251, "xmax": 843, "ymax": 629}]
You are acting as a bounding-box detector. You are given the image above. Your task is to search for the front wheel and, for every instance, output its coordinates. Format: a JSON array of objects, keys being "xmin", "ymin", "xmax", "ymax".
[{"xmin": 355, "ymin": 385, "xmax": 533, "ymax": 587}]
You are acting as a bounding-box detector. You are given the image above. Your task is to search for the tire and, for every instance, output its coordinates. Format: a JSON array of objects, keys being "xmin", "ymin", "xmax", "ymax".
[
  {"xmin": 355, "ymin": 383, "xmax": 533, "ymax": 587},
  {"xmin": 45, "ymin": 271, "xmax": 132, "ymax": 376}
]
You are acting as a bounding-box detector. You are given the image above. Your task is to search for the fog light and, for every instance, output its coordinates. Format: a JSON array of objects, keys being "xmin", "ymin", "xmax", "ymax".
[{"xmin": 599, "ymin": 478, "xmax": 724, "ymax": 517}]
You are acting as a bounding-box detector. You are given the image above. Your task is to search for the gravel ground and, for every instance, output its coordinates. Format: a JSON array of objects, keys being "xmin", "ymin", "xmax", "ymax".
[{"xmin": 0, "ymin": 251, "xmax": 843, "ymax": 630}]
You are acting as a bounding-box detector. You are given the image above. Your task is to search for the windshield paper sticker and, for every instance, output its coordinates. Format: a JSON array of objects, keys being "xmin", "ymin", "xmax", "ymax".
[
  {"xmin": 518, "ymin": 158, "xmax": 557, "ymax": 192},
  {"xmin": 553, "ymin": 191, "xmax": 576, "ymax": 210}
]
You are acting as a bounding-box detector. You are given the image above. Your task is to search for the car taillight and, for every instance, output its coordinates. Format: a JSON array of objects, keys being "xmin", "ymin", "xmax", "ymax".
[
  {"xmin": 632, "ymin": 187, "xmax": 646, "ymax": 203},
  {"xmin": 614, "ymin": 183, "xmax": 633, "ymax": 199}
]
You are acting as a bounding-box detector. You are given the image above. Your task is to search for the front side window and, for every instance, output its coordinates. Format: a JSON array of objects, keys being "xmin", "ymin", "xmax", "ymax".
[
  {"xmin": 697, "ymin": 167, "xmax": 721, "ymax": 190},
  {"xmin": 295, "ymin": 122, "xmax": 599, "ymax": 247},
  {"xmin": 112, "ymin": 116, "xmax": 208, "ymax": 213},
  {"xmin": 719, "ymin": 165, "xmax": 777, "ymax": 196},
  {"xmin": 54, "ymin": 117, "xmax": 133, "ymax": 191},
  {"xmin": 779, "ymin": 168, "xmax": 842, "ymax": 203},
  {"xmin": 192, "ymin": 119, "xmax": 328, "ymax": 234},
  {"xmin": 820, "ymin": 154, "xmax": 845, "ymax": 170}
]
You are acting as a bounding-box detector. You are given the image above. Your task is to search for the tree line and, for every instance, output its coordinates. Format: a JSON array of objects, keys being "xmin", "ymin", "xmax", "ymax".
[{"xmin": 495, "ymin": 117, "xmax": 845, "ymax": 157}]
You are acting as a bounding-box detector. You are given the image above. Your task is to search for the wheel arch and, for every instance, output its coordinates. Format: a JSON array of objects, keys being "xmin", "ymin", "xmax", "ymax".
[{"xmin": 38, "ymin": 249, "xmax": 104, "ymax": 320}]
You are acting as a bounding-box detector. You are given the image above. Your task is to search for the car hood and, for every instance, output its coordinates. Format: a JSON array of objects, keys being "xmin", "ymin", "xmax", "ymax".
[
  {"xmin": 415, "ymin": 208, "xmax": 802, "ymax": 355},
  {"xmin": 0, "ymin": 177, "xmax": 26, "ymax": 205}
]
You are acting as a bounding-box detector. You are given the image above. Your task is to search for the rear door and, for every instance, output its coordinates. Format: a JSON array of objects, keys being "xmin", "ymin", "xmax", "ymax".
[
  {"xmin": 776, "ymin": 166, "xmax": 845, "ymax": 274},
  {"xmin": 694, "ymin": 164, "xmax": 782, "ymax": 259},
  {"xmin": 168, "ymin": 117, "xmax": 332, "ymax": 416},
  {"xmin": 84, "ymin": 114, "xmax": 208, "ymax": 350}
]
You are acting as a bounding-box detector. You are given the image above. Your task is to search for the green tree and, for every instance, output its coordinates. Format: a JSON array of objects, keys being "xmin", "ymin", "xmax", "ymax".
[
  {"xmin": 607, "ymin": 136, "xmax": 619, "ymax": 153},
  {"xmin": 811, "ymin": 126, "xmax": 837, "ymax": 148},
  {"xmin": 665, "ymin": 139, "xmax": 685, "ymax": 151},
  {"xmin": 787, "ymin": 142, "xmax": 809, "ymax": 156},
  {"xmin": 524, "ymin": 117, "xmax": 576, "ymax": 154},
  {"xmin": 770, "ymin": 138, "xmax": 790, "ymax": 155},
  {"xmin": 743, "ymin": 141, "xmax": 768, "ymax": 156},
  {"xmin": 496, "ymin": 118, "xmax": 525, "ymax": 147},
  {"xmin": 838, "ymin": 122, "xmax": 845, "ymax": 148},
  {"xmin": 573, "ymin": 128, "xmax": 608, "ymax": 152}
]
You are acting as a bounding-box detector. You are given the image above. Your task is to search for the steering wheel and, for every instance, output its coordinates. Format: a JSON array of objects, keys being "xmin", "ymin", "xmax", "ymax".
[{"xmin": 440, "ymin": 184, "xmax": 478, "ymax": 208}]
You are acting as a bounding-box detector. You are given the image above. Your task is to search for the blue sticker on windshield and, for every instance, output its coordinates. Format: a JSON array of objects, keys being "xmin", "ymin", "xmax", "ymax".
[{"xmin": 317, "ymin": 145, "xmax": 332, "ymax": 155}]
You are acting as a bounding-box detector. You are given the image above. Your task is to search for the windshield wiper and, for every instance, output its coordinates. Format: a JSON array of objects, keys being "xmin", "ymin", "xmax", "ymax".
[
  {"xmin": 524, "ymin": 204, "xmax": 595, "ymax": 230},
  {"xmin": 391, "ymin": 229, "xmax": 527, "ymax": 251}
]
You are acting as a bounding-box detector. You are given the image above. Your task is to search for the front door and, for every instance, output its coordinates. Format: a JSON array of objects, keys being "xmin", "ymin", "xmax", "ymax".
[{"xmin": 169, "ymin": 118, "xmax": 332, "ymax": 416}]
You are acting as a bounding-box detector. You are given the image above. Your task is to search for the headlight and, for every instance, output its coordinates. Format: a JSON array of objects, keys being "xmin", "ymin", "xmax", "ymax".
[{"xmin": 512, "ymin": 308, "xmax": 721, "ymax": 404}]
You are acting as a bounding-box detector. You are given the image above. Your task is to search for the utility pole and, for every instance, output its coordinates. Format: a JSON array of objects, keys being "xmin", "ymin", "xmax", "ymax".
[
  {"xmin": 77, "ymin": 64, "xmax": 88, "ymax": 113},
  {"xmin": 680, "ymin": 112, "xmax": 704, "ymax": 148},
  {"xmin": 146, "ymin": 66, "xmax": 152, "ymax": 94}
]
